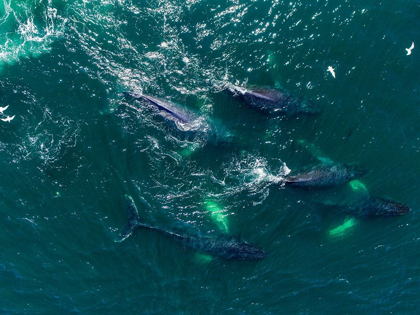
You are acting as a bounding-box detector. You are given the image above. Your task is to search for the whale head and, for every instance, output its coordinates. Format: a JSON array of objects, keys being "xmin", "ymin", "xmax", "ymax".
[{"xmin": 368, "ymin": 197, "xmax": 410, "ymax": 216}]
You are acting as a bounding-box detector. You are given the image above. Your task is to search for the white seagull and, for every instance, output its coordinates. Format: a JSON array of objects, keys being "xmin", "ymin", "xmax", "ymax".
[
  {"xmin": 0, "ymin": 105, "xmax": 9, "ymax": 113},
  {"xmin": 327, "ymin": 66, "xmax": 336, "ymax": 78},
  {"xmin": 406, "ymin": 42, "xmax": 414, "ymax": 55},
  {"xmin": 1, "ymin": 115, "xmax": 15, "ymax": 123}
]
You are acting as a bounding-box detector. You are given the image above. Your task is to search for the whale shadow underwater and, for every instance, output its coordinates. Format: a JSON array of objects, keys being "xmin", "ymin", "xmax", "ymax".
[
  {"xmin": 223, "ymin": 84, "xmax": 321, "ymax": 116},
  {"xmin": 118, "ymin": 196, "xmax": 268, "ymax": 260},
  {"xmin": 123, "ymin": 92, "xmax": 238, "ymax": 146}
]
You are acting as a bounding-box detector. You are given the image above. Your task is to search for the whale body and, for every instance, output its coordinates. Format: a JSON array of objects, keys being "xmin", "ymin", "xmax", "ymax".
[
  {"xmin": 226, "ymin": 85, "xmax": 320, "ymax": 115},
  {"xmin": 325, "ymin": 196, "xmax": 410, "ymax": 217},
  {"xmin": 119, "ymin": 196, "xmax": 267, "ymax": 260},
  {"xmin": 350, "ymin": 196, "xmax": 410, "ymax": 217},
  {"xmin": 123, "ymin": 92, "xmax": 237, "ymax": 145},
  {"xmin": 285, "ymin": 163, "xmax": 367, "ymax": 188}
]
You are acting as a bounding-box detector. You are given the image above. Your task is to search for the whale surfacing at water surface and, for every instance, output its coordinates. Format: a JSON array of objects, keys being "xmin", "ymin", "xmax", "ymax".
[
  {"xmin": 119, "ymin": 196, "xmax": 267, "ymax": 260},
  {"xmin": 123, "ymin": 92, "xmax": 193, "ymax": 124},
  {"xmin": 123, "ymin": 92, "xmax": 237, "ymax": 145},
  {"xmin": 285, "ymin": 163, "xmax": 367, "ymax": 188},
  {"xmin": 226, "ymin": 85, "xmax": 320, "ymax": 116}
]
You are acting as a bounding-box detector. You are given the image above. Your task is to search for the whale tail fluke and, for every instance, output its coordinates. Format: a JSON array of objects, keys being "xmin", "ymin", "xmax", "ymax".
[{"xmin": 117, "ymin": 195, "xmax": 147, "ymax": 242}]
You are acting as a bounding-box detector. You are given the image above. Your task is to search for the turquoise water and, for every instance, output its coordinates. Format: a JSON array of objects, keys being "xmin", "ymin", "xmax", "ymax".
[{"xmin": 0, "ymin": 0, "xmax": 419, "ymax": 313}]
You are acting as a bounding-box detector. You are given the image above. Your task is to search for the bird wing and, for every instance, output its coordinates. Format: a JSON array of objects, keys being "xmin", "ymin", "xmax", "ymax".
[{"xmin": 409, "ymin": 42, "xmax": 415, "ymax": 50}]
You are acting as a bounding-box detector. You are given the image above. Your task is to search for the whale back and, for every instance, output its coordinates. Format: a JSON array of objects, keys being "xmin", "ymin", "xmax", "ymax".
[
  {"xmin": 194, "ymin": 235, "xmax": 267, "ymax": 260},
  {"xmin": 141, "ymin": 229, "xmax": 268, "ymax": 260},
  {"xmin": 119, "ymin": 196, "xmax": 267, "ymax": 260},
  {"xmin": 322, "ymin": 196, "xmax": 411, "ymax": 218},
  {"xmin": 131, "ymin": 93, "xmax": 195, "ymax": 124},
  {"xmin": 285, "ymin": 163, "xmax": 367, "ymax": 188},
  {"xmin": 228, "ymin": 85, "xmax": 320, "ymax": 115},
  {"xmin": 355, "ymin": 197, "xmax": 411, "ymax": 217}
]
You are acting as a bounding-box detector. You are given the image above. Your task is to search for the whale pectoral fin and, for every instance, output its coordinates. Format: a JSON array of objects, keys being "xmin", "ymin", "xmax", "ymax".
[
  {"xmin": 195, "ymin": 253, "xmax": 214, "ymax": 263},
  {"xmin": 204, "ymin": 200, "xmax": 230, "ymax": 234},
  {"xmin": 328, "ymin": 216, "xmax": 358, "ymax": 238},
  {"xmin": 348, "ymin": 180, "xmax": 369, "ymax": 193}
]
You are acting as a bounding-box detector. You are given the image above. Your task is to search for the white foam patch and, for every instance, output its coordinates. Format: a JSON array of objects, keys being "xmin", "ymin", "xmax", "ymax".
[
  {"xmin": 24, "ymin": 107, "xmax": 81, "ymax": 166},
  {"xmin": 0, "ymin": 1, "xmax": 66, "ymax": 68},
  {"xmin": 65, "ymin": 0, "xmax": 233, "ymax": 112},
  {"xmin": 283, "ymin": 163, "xmax": 291, "ymax": 175},
  {"xmin": 215, "ymin": 154, "xmax": 289, "ymax": 205},
  {"xmin": 240, "ymin": 158, "xmax": 288, "ymax": 187}
]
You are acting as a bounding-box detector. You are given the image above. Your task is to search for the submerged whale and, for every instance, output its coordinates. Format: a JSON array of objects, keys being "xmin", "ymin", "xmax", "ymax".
[
  {"xmin": 123, "ymin": 92, "xmax": 237, "ymax": 145},
  {"xmin": 119, "ymin": 196, "xmax": 267, "ymax": 260},
  {"xmin": 325, "ymin": 196, "xmax": 410, "ymax": 217},
  {"xmin": 285, "ymin": 163, "xmax": 367, "ymax": 188},
  {"xmin": 225, "ymin": 85, "xmax": 320, "ymax": 115}
]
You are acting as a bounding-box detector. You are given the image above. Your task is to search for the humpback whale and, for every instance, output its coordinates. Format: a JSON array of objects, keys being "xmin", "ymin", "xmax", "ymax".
[
  {"xmin": 119, "ymin": 196, "xmax": 267, "ymax": 260},
  {"xmin": 123, "ymin": 92, "xmax": 237, "ymax": 145},
  {"xmin": 225, "ymin": 85, "xmax": 320, "ymax": 115},
  {"xmin": 325, "ymin": 196, "xmax": 410, "ymax": 218},
  {"xmin": 284, "ymin": 163, "xmax": 367, "ymax": 188}
]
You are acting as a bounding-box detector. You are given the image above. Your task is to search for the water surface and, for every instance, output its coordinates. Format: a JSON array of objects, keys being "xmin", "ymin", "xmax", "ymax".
[{"xmin": 0, "ymin": 0, "xmax": 419, "ymax": 313}]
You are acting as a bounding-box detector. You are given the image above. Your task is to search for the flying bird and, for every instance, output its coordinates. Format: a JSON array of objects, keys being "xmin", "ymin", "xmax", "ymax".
[
  {"xmin": 0, "ymin": 105, "xmax": 9, "ymax": 113},
  {"xmin": 1, "ymin": 115, "xmax": 15, "ymax": 123},
  {"xmin": 327, "ymin": 66, "xmax": 336, "ymax": 78},
  {"xmin": 406, "ymin": 42, "xmax": 414, "ymax": 55}
]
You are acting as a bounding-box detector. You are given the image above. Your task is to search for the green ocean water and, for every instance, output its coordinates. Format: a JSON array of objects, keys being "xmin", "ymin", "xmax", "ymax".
[{"xmin": 0, "ymin": 0, "xmax": 419, "ymax": 313}]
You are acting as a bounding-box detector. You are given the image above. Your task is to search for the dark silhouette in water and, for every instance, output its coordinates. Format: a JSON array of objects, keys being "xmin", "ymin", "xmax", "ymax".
[
  {"xmin": 285, "ymin": 163, "xmax": 367, "ymax": 188},
  {"xmin": 123, "ymin": 92, "xmax": 237, "ymax": 145},
  {"xmin": 119, "ymin": 196, "xmax": 267, "ymax": 260},
  {"xmin": 225, "ymin": 85, "xmax": 320, "ymax": 115},
  {"xmin": 324, "ymin": 196, "xmax": 410, "ymax": 217}
]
